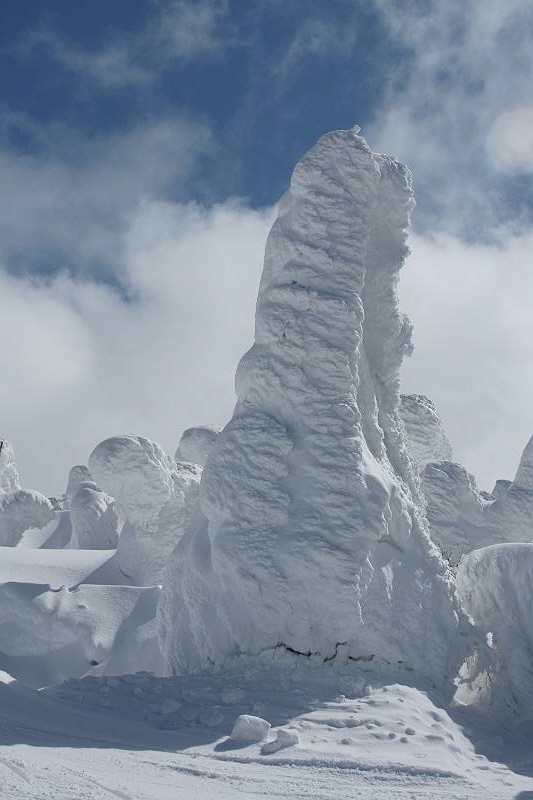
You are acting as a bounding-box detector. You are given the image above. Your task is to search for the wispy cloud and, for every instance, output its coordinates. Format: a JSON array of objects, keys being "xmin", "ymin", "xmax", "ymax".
[
  {"xmin": 274, "ymin": 16, "xmax": 358, "ymax": 88},
  {"xmin": 0, "ymin": 113, "xmax": 213, "ymax": 278},
  {"xmin": 368, "ymin": 0, "xmax": 533, "ymax": 238},
  {"xmin": 17, "ymin": 0, "xmax": 233, "ymax": 89}
]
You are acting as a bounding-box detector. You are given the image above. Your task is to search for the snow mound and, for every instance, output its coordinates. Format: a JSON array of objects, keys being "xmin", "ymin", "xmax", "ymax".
[
  {"xmin": 0, "ymin": 440, "xmax": 20, "ymax": 495},
  {"xmin": 69, "ymin": 481, "xmax": 119, "ymax": 550},
  {"xmin": 159, "ymin": 127, "xmax": 469, "ymax": 687},
  {"xmin": 399, "ymin": 394, "xmax": 452, "ymax": 470},
  {"xmin": 457, "ymin": 542, "xmax": 533, "ymax": 727},
  {"xmin": 231, "ymin": 714, "xmax": 271, "ymax": 743},
  {"xmin": 90, "ymin": 435, "xmax": 201, "ymax": 584},
  {"xmin": 176, "ymin": 426, "xmax": 220, "ymax": 467},
  {"xmin": 0, "ymin": 489, "xmax": 55, "ymax": 547}
]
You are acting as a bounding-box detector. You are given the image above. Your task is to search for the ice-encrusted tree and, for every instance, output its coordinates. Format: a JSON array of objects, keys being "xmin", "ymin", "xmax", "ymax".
[{"xmin": 158, "ymin": 127, "xmax": 471, "ymax": 688}]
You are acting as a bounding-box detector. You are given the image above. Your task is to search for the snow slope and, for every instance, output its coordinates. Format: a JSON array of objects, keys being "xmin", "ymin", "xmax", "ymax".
[
  {"xmin": 0, "ymin": 662, "xmax": 531, "ymax": 798},
  {"xmin": 159, "ymin": 126, "xmax": 470, "ymax": 687}
]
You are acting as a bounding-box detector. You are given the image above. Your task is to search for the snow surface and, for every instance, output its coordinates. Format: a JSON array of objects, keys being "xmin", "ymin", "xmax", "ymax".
[
  {"xmin": 0, "ymin": 661, "xmax": 531, "ymax": 798},
  {"xmin": 159, "ymin": 127, "xmax": 470, "ymax": 688}
]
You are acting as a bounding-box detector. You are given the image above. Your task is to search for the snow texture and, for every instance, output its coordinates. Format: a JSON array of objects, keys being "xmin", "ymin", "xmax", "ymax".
[
  {"xmin": 399, "ymin": 394, "xmax": 452, "ymax": 471},
  {"xmin": 90, "ymin": 435, "xmax": 201, "ymax": 584},
  {"xmin": 176, "ymin": 426, "xmax": 220, "ymax": 467},
  {"xmin": 457, "ymin": 542, "xmax": 533, "ymax": 727},
  {"xmin": 159, "ymin": 127, "xmax": 469, "ymax": 688}
]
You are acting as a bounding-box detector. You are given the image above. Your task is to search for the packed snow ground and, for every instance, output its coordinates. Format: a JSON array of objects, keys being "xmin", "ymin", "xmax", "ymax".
[{"xmin": 1, "ymin": 663, "xmax": 533, "ymax": 799}]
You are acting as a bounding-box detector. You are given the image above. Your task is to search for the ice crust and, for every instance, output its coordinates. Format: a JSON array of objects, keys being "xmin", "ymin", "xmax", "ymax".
[
  {"xmin": 89, "ymin": 435, "xmax": 201, "ymax": 584},
  {"xmin": 399, "ymin": 394, "xmax": 452, "ymax": 471},
  {"xmin": 159, "ymin": 128, "xmax": 469, "ymax": 687}
]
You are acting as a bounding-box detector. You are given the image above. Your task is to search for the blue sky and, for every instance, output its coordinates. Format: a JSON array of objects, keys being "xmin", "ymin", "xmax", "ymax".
[{"xmin": 0, "ymin": 0, "xmax": 532, "ymax": 492}]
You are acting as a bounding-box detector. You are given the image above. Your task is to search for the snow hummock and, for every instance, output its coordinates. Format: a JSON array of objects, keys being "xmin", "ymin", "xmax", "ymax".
[
  {"xmin": 90, "ymin": 435, "xmax": 201, "ymax": 584},
  {"xmin": 231, "ymin": 714, "xmax": 271, "ymax": 743},
  {"xmin": 176, "ymin": 426, "xmax": 220, "ymax": 467},
  {"xmin": 399, "ymin": 394, "xmax": 453, "ymax": 471},
  {"xmin": 159, "ymin": 127, "xmax": 470, "ymax": 688}
]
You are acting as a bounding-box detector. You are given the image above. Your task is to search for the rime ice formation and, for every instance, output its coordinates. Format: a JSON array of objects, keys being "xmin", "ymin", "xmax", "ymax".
[
  {"xmin": 159, "ymin": 127, "xmax": 470, "ymax": 686},
  {"xmin": 89, "ymin": 436, "xmax": 201, "ymax": 585},
  {"xmin": 69, "ymin": 481, "xmax": 119, "ymax": 550},
  {"xmin": 175, "ymin": 426, "xmax": 220, "ymax": 467},
  {"xmin": 0, "ymin": 490, "xmax": 55, "ymax": 547},
  {"xmin": 457, "ymin": 543, "xmax": 533, "ymax": 727},
  {"xmin": 421, "ymin": 435, "xmax": 533, "ymax": 566},
  {"xmin": 0, "ymin": 440, "xmax": 20, "ymax": 495},
  {"xmin": 65, "ymin": 465, "xmax": 93, "ymax": 508},
  {"xmin": 399, "ymin": 394, "xmax": 452, "ymax": 471},
  {"xmin": 420, "ymin": 462, "xmax": 490, "ymax": 565}
]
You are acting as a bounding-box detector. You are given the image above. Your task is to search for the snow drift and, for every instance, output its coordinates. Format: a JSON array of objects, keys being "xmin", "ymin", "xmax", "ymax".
[{"xmin": 159, "ymin": 127, "xmax": 470, "ymax": 687}]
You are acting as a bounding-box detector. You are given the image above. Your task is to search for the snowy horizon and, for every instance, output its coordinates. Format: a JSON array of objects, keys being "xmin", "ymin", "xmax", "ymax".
[{"xmin": 1, "ymin": 0, "xmax": 533, "ymax": 495}]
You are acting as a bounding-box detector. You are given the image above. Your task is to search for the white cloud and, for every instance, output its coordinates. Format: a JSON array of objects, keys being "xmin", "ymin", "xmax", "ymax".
[
  {"xmin": 486, "ymin": 107, "xmax": 533, "ymax": 173},
  {"xmin": 368, "ymin": 0, "xmax": 533, "ymax": 235},
  {"xmin": 400, "ymin": 231, "xmax": 533, "ymax": 490},
  {"xmin": 0, "ymin": 199, "xmax": 274, "ymax": 495},
  {"xmin": 0, "ymin": 116, "xmax": 212, "ymax": 277}
]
